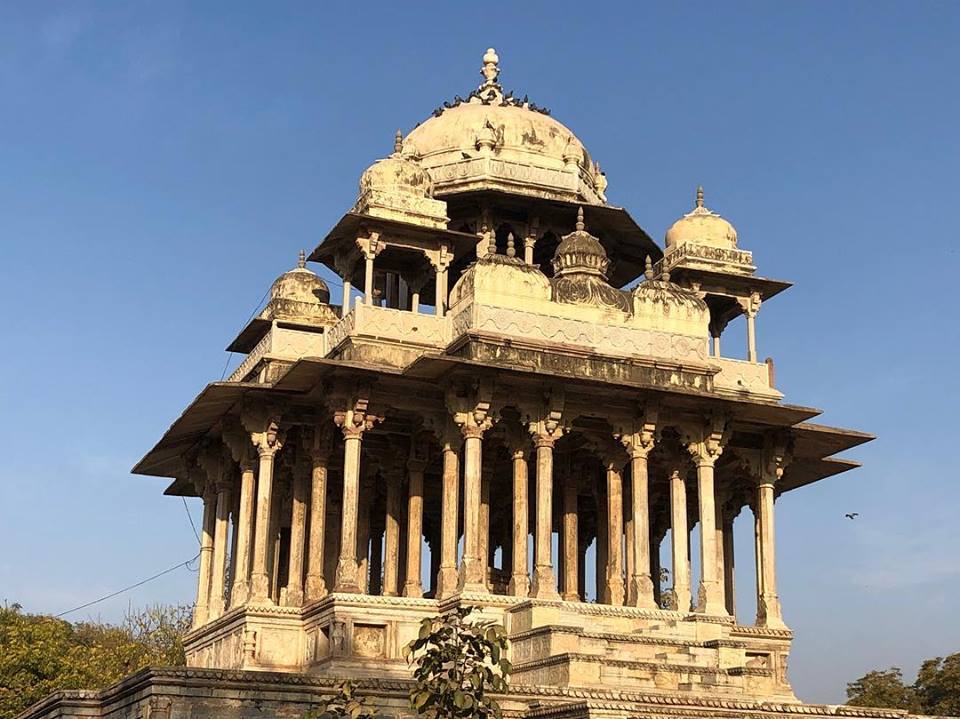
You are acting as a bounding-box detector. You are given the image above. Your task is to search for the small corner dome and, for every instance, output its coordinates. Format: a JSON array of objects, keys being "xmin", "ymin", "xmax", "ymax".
[
  {"xmin": 665, "ymin": 187, "xmax": 738, "ymax": 251},
  {"xmin": 553, "ymin": 208, "xmax": 609, "ymax": 278},
  {"xmin": 358, "ymin": 131, "xmax": 434, "ymax": 198},
  {"xmin": 268, "ymin": 251, "xmax": 331, "ymax": 307},
  {"xmin": 631, "ymin": 263, "xmax": 709, "ymax": 336}
]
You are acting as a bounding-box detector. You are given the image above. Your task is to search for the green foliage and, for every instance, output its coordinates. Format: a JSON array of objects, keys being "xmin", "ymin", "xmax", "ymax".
[
  {"xmin": 915, "ymin": 654, "xmax": 960, "ymax": 717},
  {"xmin": 846, "ymin": 668, "xmax": 919, "ymax": 713},
  {"xmin": 846, "ymin": 654, "xmax": 960, "ymax": 716},
  {"xmin": 305, "ymin": 681, "xmax": 376, "ymax": 719},
  {"xmin": 404, "ymin": 606, "xmax": 510, "ymax": 719},
  {"xmin": 0, "ymin": 603, "xmax": 191, "ymax": 718}
]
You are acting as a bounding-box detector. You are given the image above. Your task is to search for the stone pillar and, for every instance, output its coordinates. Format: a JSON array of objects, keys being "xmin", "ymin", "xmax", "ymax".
[
  {"xmin": 304, "ymin": 430, "xmax": 331, "ymax": 602},
  {"xmin": 741, "ymin": 292, "xmax": 761, "ymax": 363},
  {"xmin": 358, "ymin": 484, "xmax": 373, "ymax": 592},
  {"xmin": 530, "ymin": 428, "xmax": 561, "ymax": 599},
  {"xmin": 756, "ymin": 443, "xmax": 787, "ymax": 628},
  {"xmin": 669, "ymin": 469, "xmax": 691, "ymax": 611},
  {"xmin": 562, "ymin": 479, "xmax": 578, "ymax": 601},
  {"xmin": 363, "ymin": 255, "xmax": 374, "ymax": 304},
  {"xmin": 209, "ymin": 476, "xmax": 233, "ymax": 617},
  {"xmin": 524, "ymin": 218, "xmax": 538, "ymax": 265},
  {"xmin": 436, "ymin": 431, "xmax": 461, "ymax": 598},
  {"xmin": 627, "ymin": 445, "xmax": 657, "ymax": 608},
  {"xmin": 404, "ymin": 459, "xmax": 426, "ymax": 597},
  {"xmin": 230, "ymin": 456, "xmax": 256, "ymax": 606},
  {"xmin": 399, "ymin": 277, "xmax": 409, "ymax": 310},
  {"xmin": 479, "ymin": 464, "xmax": 492, "ymax": 590},
  {"xmin": 284, "ymin": 458, "xmax": 309, "ymax": 606},
  {"xmin": 193, "ymin": 481, "xmax": 217, "ymax": 628},
  {"xmin": 693, "ymin": 455, "xmax": 725, "ymax": 614},
  {"xmin": 458, "ymin": 425, "xmax": 487, "ymax": 591},
  {"xmin": 333, "ymin": 403, "xmax": 378, "ymax": 593},
  {"xmin": 432, "ymin": 248, "xmax": 450, "ymax": 318},
  {"xmin": 383, "ymin": 472, "xmax": 401, "ymax": 596},
  {"xmin": 251, "ymin": 429, "xmax": 282, "ymax": 604},
  {"xmin": 508, "ymin": 445, "xmax": 530, "ymax": 597},
  {"xmin": 341, "ymin": 279, "xmax": 352, "ymax": 312},
  {"xmin": 604, "ymin": 463, "xmax": 625, "ymax": 606},
  {"xmin": 723, "ymin": 507, "xmax": 736, "ymax": 617},
  {"xmin": 368, "ymin": 522, "xmax": 382, "ymax": 595}
]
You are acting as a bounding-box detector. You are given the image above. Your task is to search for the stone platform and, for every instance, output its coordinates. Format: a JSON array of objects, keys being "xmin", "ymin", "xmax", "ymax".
[{"xmin": 180, "ymin": 594, "xmax": 795, "ymax": 703}]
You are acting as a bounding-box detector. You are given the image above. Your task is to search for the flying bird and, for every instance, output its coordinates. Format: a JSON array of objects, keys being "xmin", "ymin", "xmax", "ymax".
[{"xmin": 845, "ymin": 512, "xmax": 859, "ymax": 520}]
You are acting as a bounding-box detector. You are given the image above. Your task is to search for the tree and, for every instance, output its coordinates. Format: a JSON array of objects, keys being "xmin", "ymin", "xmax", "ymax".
[
  {"xmin": 915, "ymin": 654, "xmax": 960, "ymax": 717},
  {"xmin": 0, "ymin": 603, "xmax": 191, "ymax": 718},
  {"xmin": 305, "ymin": 681, "xmax": 376, "ymax": 719},
  {"xmin": 404, "ymin": 606, "xmax": 510, "ymax": 719},
  {"xmin": 845, "ymin": 668, "xmax": 919, "ymax": 712}
]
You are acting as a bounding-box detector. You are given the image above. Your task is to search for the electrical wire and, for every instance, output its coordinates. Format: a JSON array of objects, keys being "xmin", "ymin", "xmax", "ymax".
[
  {"xmin": 55, "ymin": 553, "xmax": 200, "ymax": 618},
  {"xmin": 182, "ymin": 496, "xmax": 201, "ymax": 544}
]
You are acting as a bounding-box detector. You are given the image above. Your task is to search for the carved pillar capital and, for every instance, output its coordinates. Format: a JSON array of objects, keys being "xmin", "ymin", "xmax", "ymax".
[
  {"xmin": 616, "ymin": 405, "xmax": 658, "ymax": 459},
  {"xmin": 333, "ymin": 396, "xmax": 383, "ymax": 440},
  {"xmin": 682, "ymin": 414, "xmax": 730, "ymax": 467},
  {"xmin": 355, "ymin": 231, "xmax": 383, "ymax": 261}
]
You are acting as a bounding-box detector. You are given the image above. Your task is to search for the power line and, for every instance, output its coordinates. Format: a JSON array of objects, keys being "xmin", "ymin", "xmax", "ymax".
[
  {"xmin": 182, "ymin": 496, "xmax": 200, "ymax": 544},
  {"xmin": 55, "ymin": 554, "xmax": 200, "ymax": 618},
  {"xmin": 219, "ymin": 285, "xmax": 271, "ymax": 380}
]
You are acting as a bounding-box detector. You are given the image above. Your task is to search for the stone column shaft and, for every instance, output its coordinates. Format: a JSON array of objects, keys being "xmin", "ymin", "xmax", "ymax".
[
  {"xmin": 304, "ymin": 454, "xmax": 328, "ymax": 601},
  {"xmin": 334, "ymin": 431, "xmax": 363, "ymax": 592},
  {"xmin": 209, "ymin": 481, "xmax": 232, "ymax": 617},
  {"xmin": 508, "ymin": 449, "xmax": 530, "ymax": 597},
  {"xmin": 285, "ymin": 465, "xmax": 308, "ymax": 606},
  {"xmin": 437, "ymin": 441, "xmax": 460, "ymax": 598},
  {"xmin": 193, "ymin": 489, "xmax": 217, "ymax": 628},
  {"xmin": 629, "ymin": 452, "xmax": 656, "ymax": 608},
  {"xmin": 230, "ymin": 461, "xmax": 256, "ymax": 606},
  {"xmin": 562, "ymin": 480, "xmax": 578, "ymax": 601},
  {"xmin": 747, "ymin": 314, "xmax": 757, "ymax": 362},
  {"xmin": 669, "ymin": 471, "xmax": 691, "ymax": 611},
  {"xmin": 757, "ymin": 481, "xmax": 784, "ymax": 627},
  {"xmin": 364, "ymin": 256, "xmax": 374, "ymax": 304},
  {"xmin": 341, "ymin": 279, "xmax": 351, "ymax": 312},
  {"xmin": 479, "ymin": 469, "xmax": 491, "ymax": 590},
  {"xmin": 250, "ymin": 448, "xmax": 278, "ymax": 603},
  {"xmin": 459, "ymin": 432, "xmax": 485, "ymax": 591},
  {"xmin": 404, "ymin": 464, "xmax": 425, "ymax": 597},
  {"xmin": 696, "ymin": 460, "xmax": 726, "ymax": 615},
  {"xmin": 530, "ymin": 439, "xmax": 560, "ymax": 599},
  {"xmin": 723, "ymin": 515, "xmax": 736, "ymax": 616},
  {"xmin": 605, "ymin": 466, "xmax": 625, "ymax": 606},
  {"xmin": 383, "ymin": 474, "xmax": 401, "ymax": 596}
]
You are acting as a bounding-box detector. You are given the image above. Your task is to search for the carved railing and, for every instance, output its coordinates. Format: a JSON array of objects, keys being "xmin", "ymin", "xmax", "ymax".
[
  {"xmin": 228, "ymin": 326, "xmax": 327, "ymax": 383},
  {"xmin": 655, "ymin": 242, "xmax": 755, "ymax": 275},
  {"xmin": 327, "ymin": 304, "xmax": 450, "ymax": 351},
  {"xmin": 712, "ymin": 357, "xmax": 780, "ymax": 399}
]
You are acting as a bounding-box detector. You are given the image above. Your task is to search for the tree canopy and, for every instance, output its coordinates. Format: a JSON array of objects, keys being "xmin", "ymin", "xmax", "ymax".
[
  {"xmin": 846, "ymin": 654, "xmax": 960, "ymax": 717},
  {"xmin": 0, "ymin": 603, "xmax": 190, "ymax": 718}
]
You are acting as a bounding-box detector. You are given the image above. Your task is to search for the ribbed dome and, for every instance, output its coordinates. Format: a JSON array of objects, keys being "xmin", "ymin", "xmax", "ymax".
[
  {"xmin": 553, "ymin": 208, "xmax": 609, "ymax": 279},
  {"xmin": 404, "ymin": 49, "xmax": 606, "ymax": 205},
  {"xmin": 665, "ymin": 187, "xmax": 738, "ymax": 251},
  {"xmin": 261, "ymin": 251, "xmax": 334, "ymax": 324},
  {"xmin": 358, "ymin": 131, "xmax": 434, "ymax": 198},
  {"xmin": 449, "ymin": 236, "xmax": 552, "ymax": 311}
]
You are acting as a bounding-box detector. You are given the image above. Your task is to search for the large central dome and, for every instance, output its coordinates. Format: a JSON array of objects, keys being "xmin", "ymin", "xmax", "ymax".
[{"xmin": 405, "ymin": 49, "xmax": 607, "ymax": 205}]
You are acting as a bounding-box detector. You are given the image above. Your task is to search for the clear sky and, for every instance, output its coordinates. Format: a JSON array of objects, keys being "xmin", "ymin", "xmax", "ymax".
[{"xmin": 1, "ymin": 0, "xmax": 958, "ymax": 705}]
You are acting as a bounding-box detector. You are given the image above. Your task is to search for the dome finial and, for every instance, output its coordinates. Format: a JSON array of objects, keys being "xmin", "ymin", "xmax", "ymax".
[
  {"xmin": 298, "ymin": 249, "xmax": 306, "ymax": 269},
  {"xmin": 394, "ymin": 129, "xmax": 403, "ymax": 155},
  {"xmin": 481, "ymin": 48, "xmax": 500, "ymax": 86},
  {"xmin": 575, "ymin": 206, "xmax": 585, "ymax": 232},
  {"xmin": 696, "ymin": 186, "xmax": 704, "ymax": 208},
  {"xmin": 506, "ymin": 231, "xmax": 516, "ymax": 258},
  {"xmin": 644, "ymin": 255, "xmax": 653, "ymax": 280}
]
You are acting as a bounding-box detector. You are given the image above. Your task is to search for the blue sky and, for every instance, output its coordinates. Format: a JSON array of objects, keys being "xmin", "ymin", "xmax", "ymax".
[{"xmin": 1, "ymin": 0, "xmax": 958, "ymax": 704}]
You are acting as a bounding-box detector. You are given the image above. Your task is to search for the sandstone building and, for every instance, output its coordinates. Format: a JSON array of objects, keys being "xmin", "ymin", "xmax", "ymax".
[{"xmin": 23, "ymin": 49, "xmax": 911, "ymax": 719}]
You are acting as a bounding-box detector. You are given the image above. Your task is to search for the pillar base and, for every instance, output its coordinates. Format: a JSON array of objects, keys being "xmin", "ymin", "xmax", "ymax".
[
  {"xmin": 283, "ymin": 588, "xmax": 304, "ymax": 607},
  {"xmin": 402, "ymin": 581, "xmax": 423, "ymax": 598},
  {"xmin": 435, "ymin": 565, "xmax": 459, "ymax": 599},
  {"xmin": 250, "ymin": 574, "xmax": 273, "ymax": 604},
  {"xmin": 628, "ymin": 575, "xmax": 657, "ymax": 609},
  {"xmin": 757, "ymin": 595, "xmax": 786, "ymax": 628},
  {"xmin": 530, "ymin": 566, "xmax": 560, "ymax": 599},
  {"xmin": 509, "ymin": 574, "xmax": 530, "ymax": 597},
  {"xmin": 334, "ymin": 560, "xmax": 361, "ymax": 594},
  {"xmin": 304, "ymin": 575, "xmax": 327, "ymax": 603},
  {"xmin": 604, "ymin": 575, "xmax": 626, "ymax": 606}
]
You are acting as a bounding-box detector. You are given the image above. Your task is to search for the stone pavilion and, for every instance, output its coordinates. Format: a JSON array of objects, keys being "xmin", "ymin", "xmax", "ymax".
[{"xmin": 22, "ymin": 49, "xmax": 918, "ymax": 719}]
